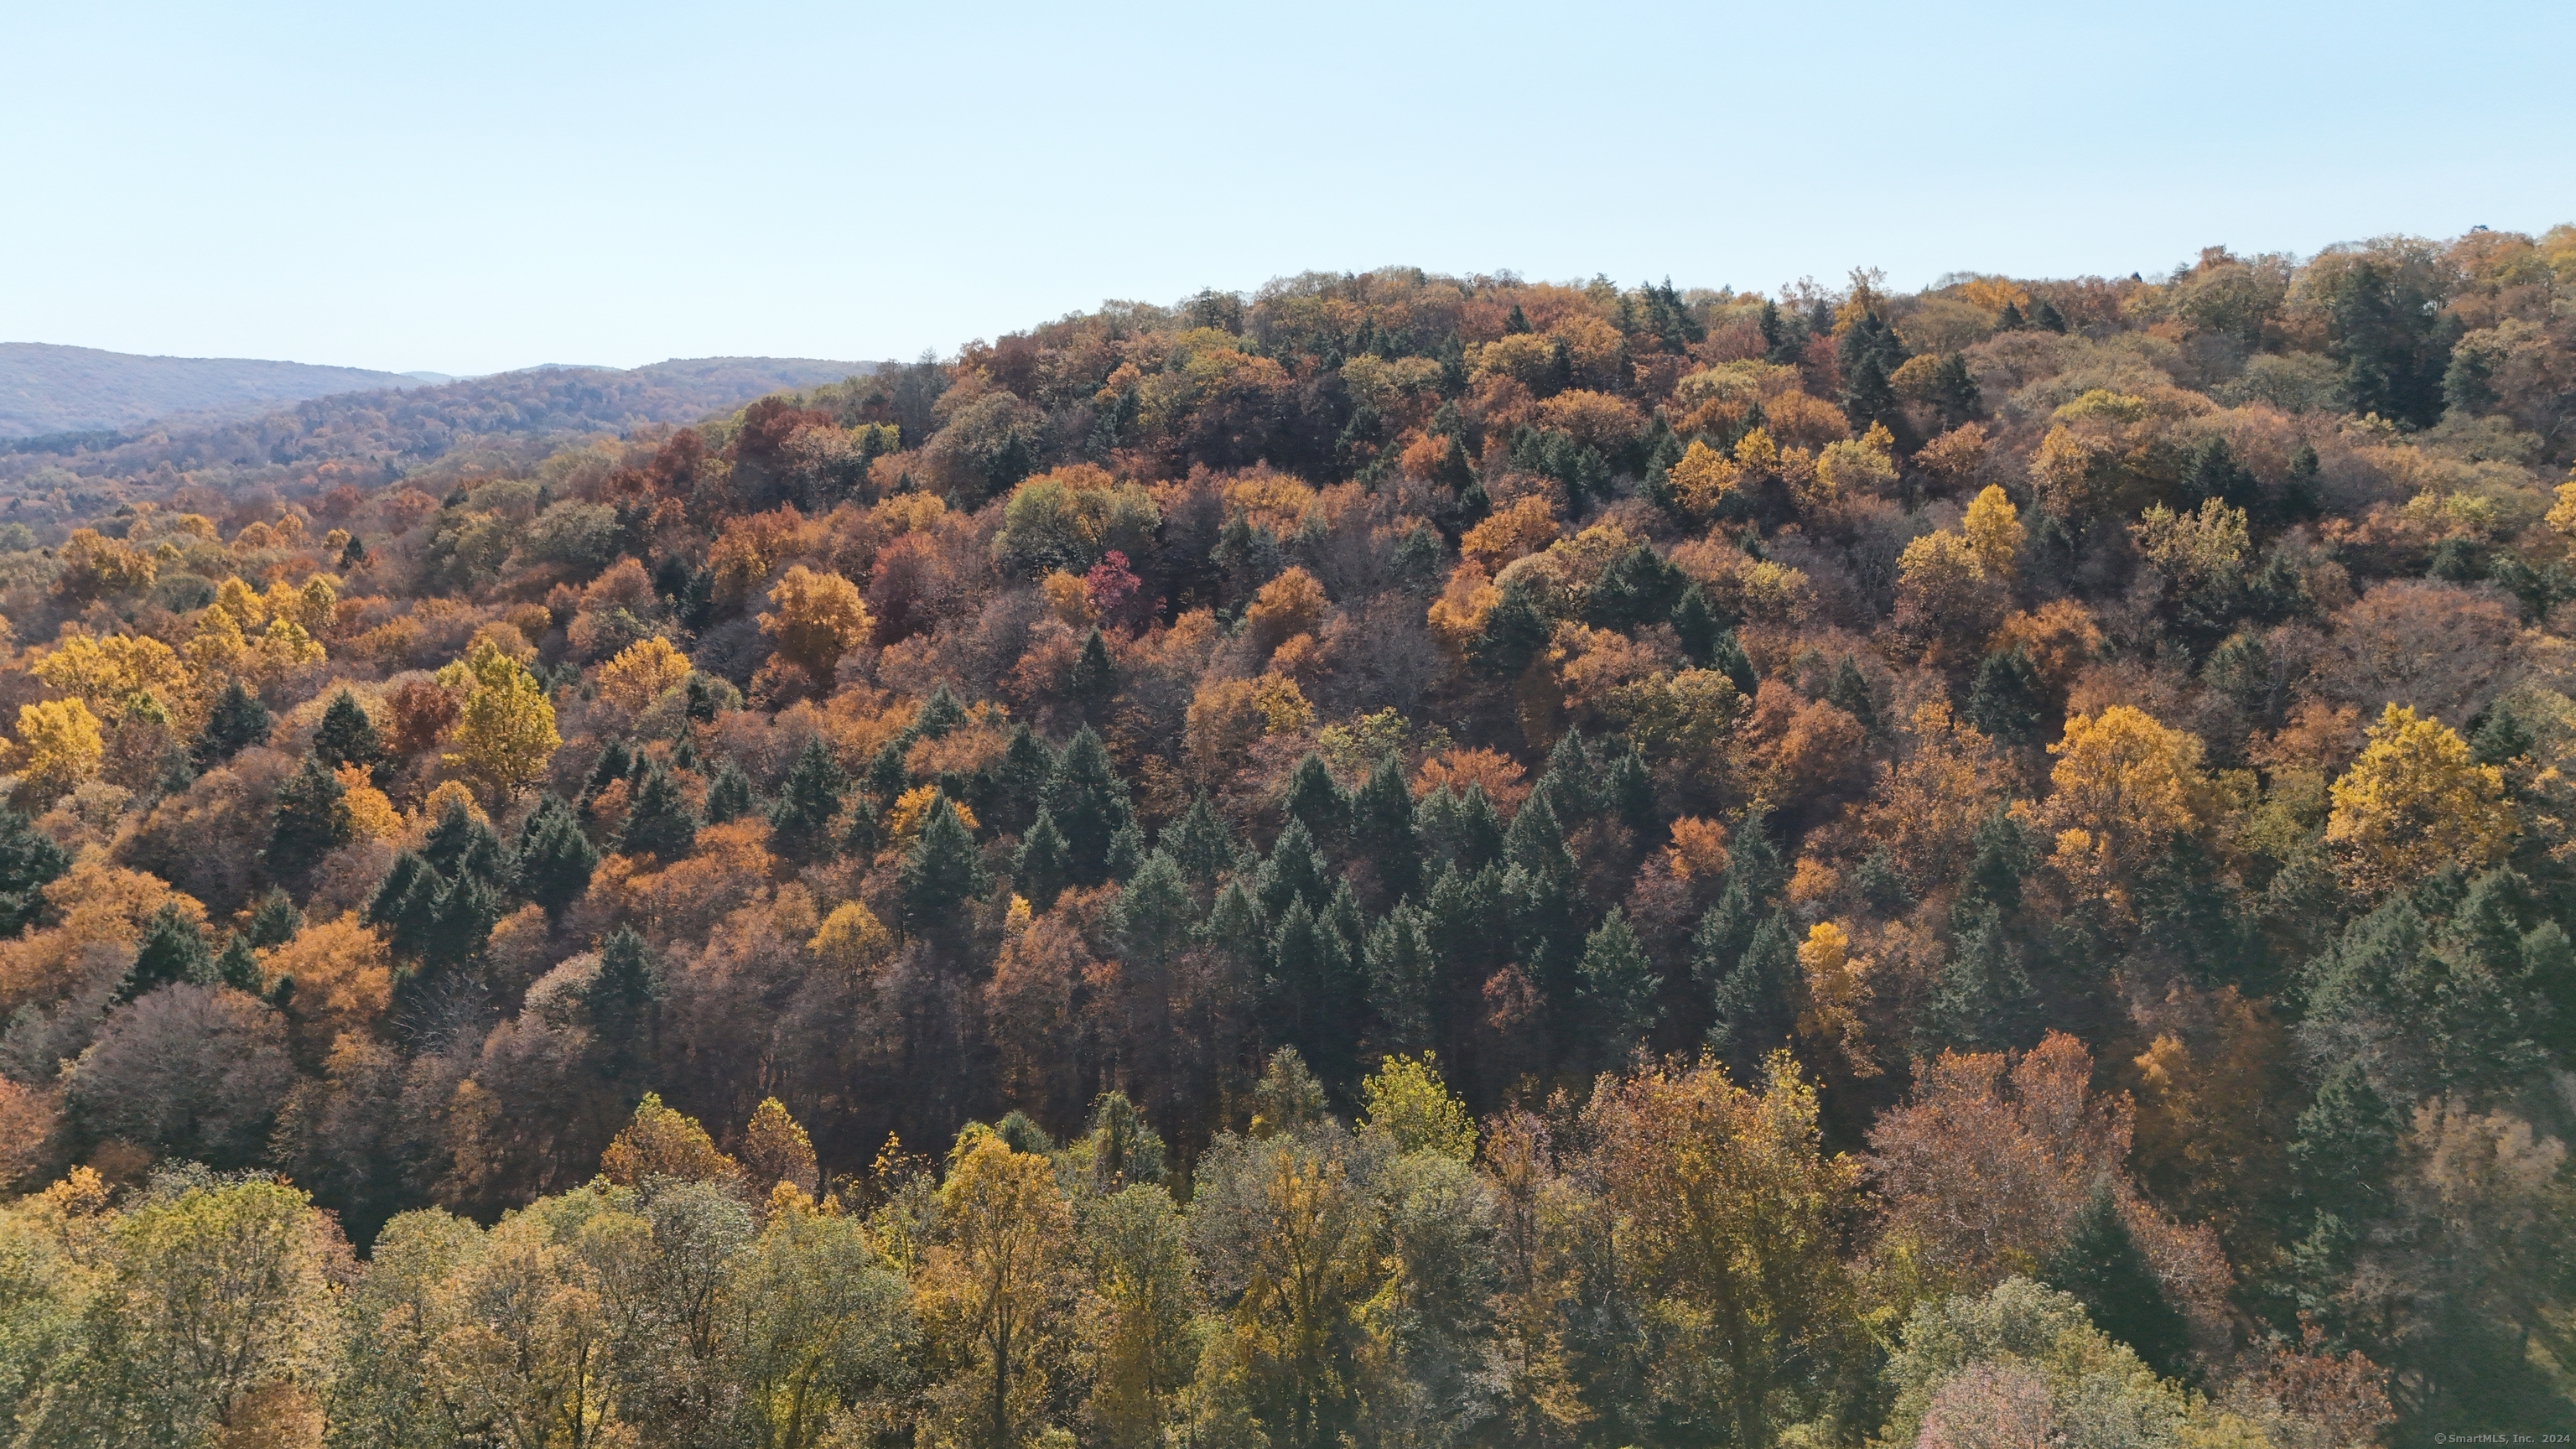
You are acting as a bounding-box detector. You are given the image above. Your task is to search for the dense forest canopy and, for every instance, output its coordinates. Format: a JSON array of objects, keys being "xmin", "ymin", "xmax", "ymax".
[{"xmin": 3, "ymin": 228, "xmax": 2575, "ymax": 1447}]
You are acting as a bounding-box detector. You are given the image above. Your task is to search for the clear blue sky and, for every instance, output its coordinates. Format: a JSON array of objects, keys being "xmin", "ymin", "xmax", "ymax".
[{"xmin": 5, "ymin": 0, "xmax": 2566, "ymax": 377}]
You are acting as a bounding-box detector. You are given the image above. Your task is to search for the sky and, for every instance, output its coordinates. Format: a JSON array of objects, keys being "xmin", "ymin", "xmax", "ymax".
[{"xmin": 3, "ymin": 0, "xmax": 2568, "ymax": 378}]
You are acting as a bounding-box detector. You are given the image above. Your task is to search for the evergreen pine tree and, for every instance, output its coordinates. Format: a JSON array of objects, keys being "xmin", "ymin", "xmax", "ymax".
[
  {"xmin": 2031, "ymin": 299, "xmax": 2067, "ymax": 333},
  {"xmin": 1931, "ymin": 353, "xmax": 1983, "ymax": 426},
  {"xmin": 514, "ymin": 794, "xmax": 600, "ymax": 917},
  {"xmin": 246, "ymin": 888, "xmax": 304, "ymax": 949},
  {"xmin": 211, "ymin": 932, "xmax": 263, "ymax": 994},
  {"xmin": 1166, "ymin": 793, "xmax": 1233, "ymax": 887},
  {"xmin": 1470, "ymin": 581, "xmax": 1550, "ymax": 676},
  {"xmin": 1706, "ymin": 910, "xmax": 1799, "ymax": 1074},
  {"xmin": 1015, "ymin": 808, "xmax": 1073, "ymax": 909},
  {"xmin": 1587, "ymin": 545, "xmax": 1686, "ymax": 631},
  {"xmin": 1851, "ymin": 848, "xmax": 1914, "ymax": 917},
  {"xmin": 768, "ymin": 736, "xmax": 847, "ymax": 862},
  {"xmin": 423, "ymin": 794, "xmax": 510, "ymax": 887},
  {"xmin": 1364, "ymin": 903, "xmax": 1436, "ymax": 1055},
  {"xmin": 0, "ymin": 805, "xmax": 70, "ymax": 937},
  {"xmin": 195, "ymin": 680, "xmax": 273, "ymax": 767},
  {"xmin": 1257, "ymin": 818, "xmax": 1332, "ymax": 922},
  {"xmin": 990, "ymin": 725, "xmax": 1055, "ymax": 835},
  {"xmin": 1267, "ymin": 897, "xmax": 1357, "ymax": 1088},
  {"xmin": 1420, "ymin": 786, "xmax": 1505, "ymax": 875},
  {"xmin": 865, "ymin": 738, "xmax": 908, "ymax": 803},
  {"xmin": 116, "ymin": 903, "xmax": 210, "ymax": 1003},
  {"xmin": 1538, "ymin": 729, "xmax": 1594, "ymax": 821},
  {"xmin": 840, "ymin": 796, "xmax": 882, "ymax": 859},
  {"xmin": 1202, "ymin": 879, "xmax": 1268, "ymax": 969},
  {"xmin": 1603, "ymin": 750, "xmax": 1657, "ymax": 839},
  {"xmin": 1578, "ymin": 908, "xmax": 1660, "ymax": 1067},
  {"xmin": 702, "ymin": 761, "xmax": 756, "ymax": 823},
  {"xmin": 2289, "ymin": 1058, "xmax": 2402, "ymax": 1225},
  {"xmin": 618, "ymin": 765, "xmax": 698, "ymax": 862},
  {"xmin": 267, "ymin": 755, "xmax": 355, "ymax": 884},
  {"xmin": 2181, "ymin": 434, "xmax": 2258, "ymax": 512},
  {"xmin": 367, "ymin": 850, "xmax": 437, "ymax": 944},
  {"xmin": 1504, "ymin": 303, "xmax": 1532, "ymax": 335},
  {"xmin": 1965, "ymin": 647, "xmax": 2045, "ymax": 744},
  {"xmin": 423, "ymin": 870, "xmax": 504, "ymax": 971},
  {"xmin": 1040, "ymin": 727, "xmax": 1136, "ymax": 886},
  {"xmin": 1671, "ymin": 585, "xmax": 1725, "ymax": 667},
  {"xmin": 312, "ymin": 689, "xmax": 383, "ymax": 778},
  {"xmin": 912, "ymin": 681, "xmax": 968, "ymax": 739},
  {"xmin": 1423, "ymin": 862, "xmax": 1506, "ymax": 988},
  {"xmin": 1115, "ymin": 849, "xmax": 1196, "ymax": 969},
  {"xmin": 2042, "ymin": 1184, "xmax": 2193, "ymax": 1380},
  {"xmin": 1068, "ymin": 628, "xmax": 1118, "ymax": 722},
  {"xmin": 1283, "ymin": 753, "xmax": 1349, "ymax": 849},
  {"xmin": 582, "ymin": 740, "xmax": 634, "ymax": 805},
  {"xmin": 588, "ymin": 926, "xmax": 661, "ymax": 1081},
  {"xmin": 1325, "ymin": 879, "xmax": 1367, "ymax": 960},
  {"xmin": 900, "ymin": 794, "xmax": 989, "ymax": 928},
  {"xmin": 1997, "ymin": 299, "xmax": 2025, "ymax": 331},
  {"xmin": 1504, "ymin": 795, "xmax": 1585, "ymax": 1007},
  {"xmin": 1349, "ymin": 755, "xmax": 1421, "ymax": 903},
  {"xmin": 1707, "ymin": 626, "xmax": 1756, "ymax": 698},
  {"xmin": 1827, "ymin": 657, "xmax": 1877, "ymax": 733},
  {"xmin": 1918, "ymin": 902, "xmax": 2035, "ymax": 1052}
]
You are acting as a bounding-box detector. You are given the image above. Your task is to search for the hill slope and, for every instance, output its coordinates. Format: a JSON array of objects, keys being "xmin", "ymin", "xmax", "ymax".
[
  {"xmin": 0, "ymin": 355, "xmax": 878, "ymax": 522},
  {"xmin": 0, "ymin": 342, "xmax": 429, "ymax": 437}
]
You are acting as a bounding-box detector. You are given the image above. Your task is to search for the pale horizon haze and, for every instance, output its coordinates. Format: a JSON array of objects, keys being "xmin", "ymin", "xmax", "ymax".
[{"xmin": 4, "ymin": 0, "xmax": 2568, "ymax": 377}]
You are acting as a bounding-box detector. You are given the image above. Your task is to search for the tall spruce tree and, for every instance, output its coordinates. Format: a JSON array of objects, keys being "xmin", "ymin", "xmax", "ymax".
[
  {"xmin": 1349, "ymin": 754, "xmax": 1422, "ymax": 903},
  {"xmin": 769, "ymin": 736, "xmax": 847, "ymax": 862},
  {"xmin": 312, "ymin": 689, "xmax": 383, "ymax": 778},
  {"xmin": 618, "ymin": 765, "xmax": 698, "ymax": 862},
  {"xmin": 1708, "ymin": 910, "xmax": 1800, "ymax": 1074},
  {"xmin": 514, "ymin": 794, "xmax": 599, "ymax": 917},
  {"xmin": 2042, "ymin": 1185, "xmax": 2194, "ymax": 1381},
  {"xmin": 0, "ymin": 805, "xmax": 70, "ymax": 937},
  {"xmin": 1041, "ymin": 727, "xmax": 1136, "ymax": 886},
  {"xmin": 1015, "ymin": 808, "xmax": 1073, "ymax": 910},
  {"xmin": 245, "ymin": 888, "xmax": 304, "ymax": 949},
  {"xmin": 1282, "ymin": 754, "xmax": 1349, "ymax": 850},
  {"xmin": 702, "ymin": 761, "xmax": 756, "ymax": 823},
  {"xmin": 1578, "ymin": 908, "xmax": 1660, "ymax": 1067},
  {"xmin": 901, "ymin": 793, "xmax": 989, "ymax": 929},
  {"xmin": 116, "ymin": 903, "xmax": 210, "ymax": 1003},
  {"xmin": 195, "ymin": 680, "xmax": 273, "ymax": 766},
  {"xmin": 267, "ymin": 755, "xmax": 355, "ymax": 884}
]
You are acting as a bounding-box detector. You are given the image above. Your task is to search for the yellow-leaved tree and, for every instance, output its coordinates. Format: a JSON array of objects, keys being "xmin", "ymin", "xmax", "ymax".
[
  {"xmin": 596, "ymin": 636, "xmax": 692, "ymax": 714},
  {"xmin": 759, "ymin": 566, "xmax": 873, "ymax": 679},
  {"xmin": 1962, "ymin": 485, "xmax": 2024, "ymax": 578},
  {"xmin": 13, "ymin": 699, "xmax": 104, "ymax": 800},
  {"xmin": 442, "ymin": 641, "xmax": 560, "ymax": 802},
  {"xmin": 2045, "ymin": 705, "xmax": 2206, "ymax": 887},
  {"xmin": 920, "ymin": 1127, "xmax": 1073, "ymax": 1449},
  {"xmin": 2324, "ymin": 704, "xmax": 2513, "ymax": 895}
]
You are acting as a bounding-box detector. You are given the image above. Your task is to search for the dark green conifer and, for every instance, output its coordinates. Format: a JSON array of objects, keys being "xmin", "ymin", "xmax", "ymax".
[
  {"xmin": 211, "ymin": 932, "xmax": 263, "ymax": 994},
  {"xmin": 1282, "ymin": 754, "xmax": 1348, "ymax": 849},
  {"xmin": 1578, "ymin": 908, "xmax": 1659, "ymax": 1067},
  {"xmin": 768, "ymin": 737, "xmax": 847, "ymax": 862},
  {"xmin": 116, "ymin": 903, "xmax": 209, "ymax": 1003},
  {"xmin": 1470, "ymin": 581, "xmax": 1550, "ymax": 676},
  {"xmin": 267, "ymin": 755, "xmax": 354, "ymax": 885},
  {"xmin": 1015, "ymin": 808, "xmax": 1073, "ymax": 909},
  {"xmin": 1115, "ymin": 849, "xmax": 1196, "ymax": 969},
  {"xmin": 1826, "ymin": 657, "xmax": 1877, "ymax": 733},
  {"xmin": 514, "ymin": 794, "xmax": 599, "ymax": 917},
  {"xmin": 582, "ymin": 740, "xmax": 634, "ymax": 805},
  {"xmin": 702, "ymin": 761, "xmax": 756, "ymax": 823},
  {"xmin": 1257, "ymin": 818, "xmax": 1331, "ymax": 922},
  {"xmin": 899, "ymin": 793, "xmax": 989, "ymax": 928},
  {"xmin": 989, "ymin": 724, "xmax": 1055, "ymax": 835},
  {"xmin": 840, "ymin": 796, "xmax": 882, "ymax": 859},
  {"xmin": 1069, "ymin": 628, "xmax": 1118, "ymax": 721},
  {"xmin": 246, "ymin": 888, "xmax": 304, "ymax": 949},
  {"xmin": 1267, "ymin": 897, "xmax": 1356, "ymax": 1087},
  {"xmin": 1604, "ymin": 749, "xmax": 1657, "ymax": 839},
  {"xmin": 1965, "ymin": 647, "xmax": 2045, "ymax": 744},
  {"xmin": 1040, "ymin": 728, "xmax": 1136, "ymax": 886},
  {"xmin": 0, "ymin": 805, "xmax": 71, "ymax": 937},
  {"xmin": 1166, "ymin": 793, "xmax": 1233, "ymax": 887},
  {"xmin": 1364, "ymin": 903, "xmax": 1436, "ymax": 1055},
  {"xmin": 1349, "ymin": 755, "xmax": 1421, "ymax": 902},
  {"xmin": 312, "ymin": 689, "xmax": 383, "ymax": 779},
  {"xmin": 1708, "ymin": 910, "xmax": 1799, "ymax": 1074},
  {"xmin": 2042, "ymin": 1184, "xmax": 2193, "ymax": 1380},
  {"xmin": 195, "ymin": 680, "xmax": 273, "ymax": 767},
  {"xmin": 618, "ymin": 766, "xmax": 698, "ymax": 862},
  {"xmin": 587, "ymin": 926, "xmax": 661, "ymax": 1080}
]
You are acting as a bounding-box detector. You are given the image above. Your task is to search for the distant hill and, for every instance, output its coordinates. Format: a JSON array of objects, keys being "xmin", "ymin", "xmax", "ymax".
[
  {"xmin": 0, "ymin": 355, "xmax": 878, "ymax": 523},
  {"xmin": 0, "ymin": 343, "xmax": 429, "ymax": 437}
]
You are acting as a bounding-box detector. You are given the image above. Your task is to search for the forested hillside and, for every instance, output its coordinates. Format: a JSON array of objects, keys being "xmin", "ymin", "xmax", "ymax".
[
  {"xmin": 0, "ymin": 343, "xmax": 431, "ymax": 439},
  {"xmin": 1, "ymin": 231, "xmax": 2573, "ymax": 1447},
  {"xmin": 0, "ymin": 355, "xmax": 873, "ymax": 531}
]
